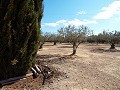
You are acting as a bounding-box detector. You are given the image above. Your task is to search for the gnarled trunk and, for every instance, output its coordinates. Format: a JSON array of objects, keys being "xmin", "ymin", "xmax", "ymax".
[
  {"xmin": 53, "ymin": 41, "xmax": 57, "ymax": 45},
  {"xmin": 39, "ymin": 42, "xmax": 44, "ymax": 49},
  {"xmin": 110, "ymin": 43, "xmax": 115, "ymax": 49},
  {"xmin": 71, "ymin": 42, "xmax": 77, "ymax": 55}
]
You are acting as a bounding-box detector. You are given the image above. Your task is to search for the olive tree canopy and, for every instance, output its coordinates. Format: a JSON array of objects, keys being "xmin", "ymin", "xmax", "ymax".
[{"xmin": 58, "ymin": 25, "xmax": 89, "ymax": 55}]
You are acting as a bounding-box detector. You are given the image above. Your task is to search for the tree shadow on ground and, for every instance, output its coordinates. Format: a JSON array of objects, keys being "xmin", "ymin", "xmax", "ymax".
[
  {"xmin": 36, "ymin": 54, "xmax": 60, "ymax": 59},
  {"xmin": 86, "ymin": 44, "xmax": 101, "ymax": 46},
  {"xmin": 36, "ymin": 54, "xmax": 76, "ymax": 65},
  {"xmin": 43, "ymin": 44, "xmax": 54, "ymax": 46},
  {"xmin": 58, "ymin": 46, "xmax": 73, "ymax": 48},
  {"xmin": 90, "ymin": 48, "xmax": 120, "ymax": 53},
  {"xmin": 61, "ymin": 43, "xmax": 72, "ymax": 45}
]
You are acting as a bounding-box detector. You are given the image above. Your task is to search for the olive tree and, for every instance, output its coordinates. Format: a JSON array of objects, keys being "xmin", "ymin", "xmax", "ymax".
[
  {"xmin": 58, "ymin": 25, "xmax": 89, "ymax": 55},
  {"xmin": 0, "ymin": 0, "xmax": 43, "ymax": 80},
  {"xmin": 42, "ymin": 32, "xmax": 59, "ymax": 45},
  {"xmin": 96, "ymin": 31, "xmax": 120, "ymax": 49},
  {"xmin": 105, "ymin": 31, "xmax": 120, "ymax": 49},
  {"xmin": 87, "ymin": 35, "xmax": 98, "ymax": 43}
]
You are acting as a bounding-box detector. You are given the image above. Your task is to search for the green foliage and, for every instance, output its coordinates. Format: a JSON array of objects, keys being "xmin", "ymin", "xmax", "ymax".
[
  {"xmin": 87, "ymin": 35, "xmax": 98, "ymax": 43},
  {"xmin": 42, "ymin": 32, "xmax": 59, "ymax": 45},
  {"xmin": 58, "ymin": 25, "xmax": 89, "ymax": 55},
  {"xmin": 97, "ymin": 30, "xmax": 120, "ymax": 44},
  {"xmin": 58, "ymin": 25, "xmax": 89, "ymax": 44},
  {"xmin": 87, "ymin": 30, "xmax": 120, "ymax": 49},
  {"xmin": 42, "ymin": 32, "xmax": 53, "ymax": 42},
  {"xmin": 0, "ymin": 0, "xmax": 43, "ymax": 80}
]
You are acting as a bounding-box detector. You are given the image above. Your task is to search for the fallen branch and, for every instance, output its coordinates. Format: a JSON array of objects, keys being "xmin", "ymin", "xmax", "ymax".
[{"xmin": 31, "ymin": 64, "xmax": 53, "ymax": 85}]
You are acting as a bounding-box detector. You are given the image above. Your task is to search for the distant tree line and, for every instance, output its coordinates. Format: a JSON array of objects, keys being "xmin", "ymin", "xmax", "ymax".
[
  {"xmin": 87, "ymin": 30, "xmax": 120, "ymax": 49},
  {"xmin": 41, "ymin": 25, "xmax": 120, "ymax": 55},
  {"xmin": 41, "ymin": 25, "xmax": 90, "ymax": 55}
]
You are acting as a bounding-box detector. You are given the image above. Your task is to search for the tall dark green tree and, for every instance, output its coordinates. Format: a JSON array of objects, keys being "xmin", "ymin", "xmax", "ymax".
[{"xmin": 0, "ymin": 0, "xmax": 43, "ymax": 80}]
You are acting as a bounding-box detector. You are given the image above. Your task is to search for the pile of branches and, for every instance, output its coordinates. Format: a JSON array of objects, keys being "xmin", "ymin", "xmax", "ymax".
[{"xmin": 31, "ymin": 64, "xmax": 54, "ymax": 85}]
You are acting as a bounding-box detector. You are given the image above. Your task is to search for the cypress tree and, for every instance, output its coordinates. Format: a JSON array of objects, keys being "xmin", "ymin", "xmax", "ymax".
[{"xmin": 0, "ymin": 0, "xmax": 43, "ymax": 80}]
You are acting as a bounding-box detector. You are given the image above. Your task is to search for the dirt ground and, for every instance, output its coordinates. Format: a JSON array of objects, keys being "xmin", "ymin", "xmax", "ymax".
[{"xmin": 1, "ymin": 43, "xmax": 120, "ymax": 90}]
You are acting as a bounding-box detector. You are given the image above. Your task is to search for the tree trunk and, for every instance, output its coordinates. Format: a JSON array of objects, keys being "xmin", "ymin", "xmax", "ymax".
[
  {"xmin": 54, "ymin": 41, "xmax": 57, "ymax": 45},
  {"xmin": 39, "ymin": 42, "xmax": 44, "ymax": 49},
  {"xmin": 96, "ymin": 41, "xmax": 99, "ymax": 45},
  {"xmin": 71, "ymin": 43, "xmax": 77, "ymax": 55},
  {"xmin": 110, "ymin": 43, "xmax": 115, "ymax": 49},
  {"xmin": 0, "ymin": 0, "xmax": 43, "ymax": 80}
]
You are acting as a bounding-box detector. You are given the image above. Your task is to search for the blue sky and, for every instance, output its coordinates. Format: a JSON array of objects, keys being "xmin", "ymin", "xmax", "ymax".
[{"xmin": 41, "ymin": 0, "xmax": 120, "ymax": 34}]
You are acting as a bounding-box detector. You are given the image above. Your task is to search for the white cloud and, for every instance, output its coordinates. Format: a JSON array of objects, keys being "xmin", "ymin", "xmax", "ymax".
[
  {"xmin": 94, "ymin": 1, "xmax": 120, "ymax": 19},
  {"xmin": 44, "ymin": 20, "xmax": 66, "ymax": 27},
  {"xmin": 77, "ymin": 11, "xmax": 87, "ymax": 15},
  {"xmin": 42, "ymin": 19, "xmax": 97, "ymax": 27},
  {"xmin": 41, "ymin": 24, "xmax": 44, "ymax": 27},
  {"xmin": 65, "ymin": 19, "xmax": 97, "ymax": 26}
]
